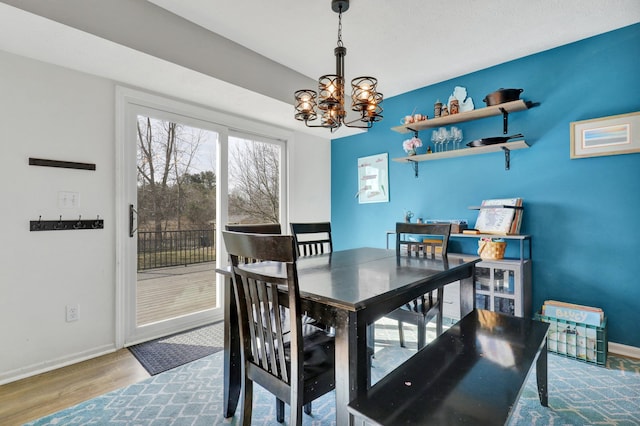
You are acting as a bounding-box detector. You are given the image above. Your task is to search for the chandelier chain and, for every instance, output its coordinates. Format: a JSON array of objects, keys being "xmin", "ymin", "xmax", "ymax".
[{"xmin": 337, "ymin": 8, "xmax": 343, "ymax": 47}]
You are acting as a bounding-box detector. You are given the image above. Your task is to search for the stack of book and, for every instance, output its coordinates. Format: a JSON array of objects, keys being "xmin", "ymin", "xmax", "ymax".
[
  {"xmin": 542, "ymin": 300, "xmax": 604, "ymax": 327},
  {"xmin": 474, "ymin": 198, "xmax": 523, "ymax": 235}
]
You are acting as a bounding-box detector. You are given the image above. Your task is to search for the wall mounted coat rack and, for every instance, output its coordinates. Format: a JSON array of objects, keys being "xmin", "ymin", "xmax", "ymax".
[{"xmin": 30, "ymin": 216, "xmax": 104, "ymax": 231}]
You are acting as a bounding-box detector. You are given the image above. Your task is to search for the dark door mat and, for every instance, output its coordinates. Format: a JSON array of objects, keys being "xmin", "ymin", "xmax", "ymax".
[{"xmin": 128, "ymin": 322, "xmax": 224, "ymax": 375}]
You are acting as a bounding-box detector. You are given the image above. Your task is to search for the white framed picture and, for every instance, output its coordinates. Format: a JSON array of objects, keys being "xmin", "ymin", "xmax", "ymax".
[
  {"xmin": 570, "ymin": 111, "xmax": 640, "ymax": 159},
  {"xmin": 357, "ymin": 153, "xmax": 389, "ymax": 204}
]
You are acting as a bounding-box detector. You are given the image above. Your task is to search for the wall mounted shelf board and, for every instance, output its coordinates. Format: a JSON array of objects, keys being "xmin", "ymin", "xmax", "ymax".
[
  {"xmin": 393, "ymin": 140, "xmax": 529, "ymax": 175},
  {"xmin": 391, "ymin": 100, "xmax": 531, "ymax": 134},
  {"xmin": 393, "ymin": 140, "xmax": 529, "ymax": 163},
  {"xmin": 29, "ymin": 157, "xmax": 96, "ymax": 171}
]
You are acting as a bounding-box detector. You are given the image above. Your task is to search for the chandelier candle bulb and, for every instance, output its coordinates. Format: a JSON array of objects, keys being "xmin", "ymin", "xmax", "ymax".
[
  {"xmin": 294, "ymin": 90, "xmax": 318, "ymax": 121},
  {"xmin": 357, "ymin": 82, "xmax": 370, "ymax": 100}
]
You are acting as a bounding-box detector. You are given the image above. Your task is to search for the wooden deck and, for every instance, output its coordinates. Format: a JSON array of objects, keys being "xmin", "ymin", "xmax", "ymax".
[{"xmin": 136, "ymin": 262, "xmax": 217, "ymax": 325}]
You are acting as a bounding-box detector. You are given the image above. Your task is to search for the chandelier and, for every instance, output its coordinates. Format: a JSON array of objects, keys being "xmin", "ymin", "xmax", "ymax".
[{"xmin": 294, "ymin": 0, "xmax": 383, "ymax": 132}]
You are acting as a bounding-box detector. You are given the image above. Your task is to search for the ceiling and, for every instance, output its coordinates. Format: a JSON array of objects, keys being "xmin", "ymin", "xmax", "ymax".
[
  {"xmin": 1, "ymin": 0, "xmax": 639, "ymax": 138},
  {"xmin": 147, "ymin": 0, "xmax": 639, "ymax": 97}
]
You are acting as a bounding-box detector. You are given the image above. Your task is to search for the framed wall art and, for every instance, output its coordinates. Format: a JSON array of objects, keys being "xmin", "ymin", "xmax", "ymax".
[
  {"xmin": 570, "ymin": 111, "xmax": 640, "ymax": 159},
  {"xmin": 357, "ymin": 153, "xmax": 389, "ymax": 204}
]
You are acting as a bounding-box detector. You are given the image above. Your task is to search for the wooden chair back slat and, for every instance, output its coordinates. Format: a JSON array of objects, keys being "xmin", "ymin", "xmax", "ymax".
[{"xmin": 290, "ymin": 222, "xmax": 333, "ymax": 257}]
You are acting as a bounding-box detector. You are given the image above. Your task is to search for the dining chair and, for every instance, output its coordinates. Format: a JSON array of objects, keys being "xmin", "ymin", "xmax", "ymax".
[
  {"xmin": 226, "ymin": 223, "xmax": 316, "ymax": 418},
  {"xmin": 290, "ymin": 222, "xmax": 333, "ymax": 257},
  {"xmin": 222, "ymin": 231, "xmax": 336, "ymax": 426},
  {"xmin": 386, "ymin": 222, "xmax": 452, "ymax": 349}
]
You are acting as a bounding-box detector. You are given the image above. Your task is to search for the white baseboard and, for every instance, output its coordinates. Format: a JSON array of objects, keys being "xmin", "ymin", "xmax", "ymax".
[
  {"xmin": 609, "ymin": 342, "xmax": 640, "ymax": 359},
  {"xmin": 0, "ymin": 343, "xmax": 116, "ymax": 386}
]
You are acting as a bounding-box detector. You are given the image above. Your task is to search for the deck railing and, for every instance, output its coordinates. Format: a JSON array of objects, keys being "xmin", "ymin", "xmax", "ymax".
[{"xmin": 137, "ymin": 227, "xmax": 215, "ymax": 270}]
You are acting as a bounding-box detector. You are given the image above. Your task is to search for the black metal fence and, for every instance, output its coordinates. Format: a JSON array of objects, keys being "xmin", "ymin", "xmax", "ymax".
[{"xmin": 137, "ymin": 227, "xmax": 215, "ymax": 270}]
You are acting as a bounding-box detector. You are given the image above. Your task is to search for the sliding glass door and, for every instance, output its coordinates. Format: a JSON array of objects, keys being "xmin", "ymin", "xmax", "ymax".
[{"xmin": 116, "ymin": 88, "xmax": 287, "ymax": 345}]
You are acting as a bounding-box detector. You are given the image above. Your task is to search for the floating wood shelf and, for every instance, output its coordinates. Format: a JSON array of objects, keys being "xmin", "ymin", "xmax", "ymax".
[
  {"xmin": 393, "ymin": 140, "xmax": 528, "ymax": 161},
  {"xmin": 391, "ymin": 100, "xmax": 531, "ymax": 134},
  {"xmin": 29, "ymin": 157, "xmax": 96, "ymax": 171},
  {"xmin": 393, "ymin": 140, "xmax": 528, "ymax": 176}
]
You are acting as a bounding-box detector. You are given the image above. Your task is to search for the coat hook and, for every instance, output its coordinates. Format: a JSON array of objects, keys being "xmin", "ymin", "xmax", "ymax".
[
  {"xmin": 32, "ymin": 215, "xmax": 43, "ymax": 231},
  {"xmin": 92, "ymin": 215, "xmax": 102, "ymax": 229},
  {"xmin": 54, "ymin": 215, "xmax": 65, "ymax": 230},
  {"xmin": 73, "ymin": 215, "xmax": 85, "ymax": 229}
]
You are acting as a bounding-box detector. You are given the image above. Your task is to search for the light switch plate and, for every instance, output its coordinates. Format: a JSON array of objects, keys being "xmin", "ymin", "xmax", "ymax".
[{"xmin": 58, "ymin": 191, "xmax": 80, "ymax": 209}]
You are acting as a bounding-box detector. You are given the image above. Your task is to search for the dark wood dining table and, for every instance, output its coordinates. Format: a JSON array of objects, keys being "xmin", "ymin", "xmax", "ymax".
[{"xmin": 216, "ymin": 247, "xmax": 481, "ymax": 425}]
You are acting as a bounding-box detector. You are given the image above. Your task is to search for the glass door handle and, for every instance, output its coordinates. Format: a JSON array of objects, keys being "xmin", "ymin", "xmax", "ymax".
[{"xmin": 129, "ymin": 204, "xmax": 137, "ymax": 238}]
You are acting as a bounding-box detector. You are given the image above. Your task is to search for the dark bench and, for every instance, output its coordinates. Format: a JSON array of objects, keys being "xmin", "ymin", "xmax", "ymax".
[{"xmin": 349, "ymin": 309, "xmax": 549, "ymax": 425}]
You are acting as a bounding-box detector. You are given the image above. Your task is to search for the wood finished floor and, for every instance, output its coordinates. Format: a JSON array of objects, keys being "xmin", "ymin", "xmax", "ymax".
[{"xmin": 0, "ymin": 349, "xmax": 149, "ymax": 426}]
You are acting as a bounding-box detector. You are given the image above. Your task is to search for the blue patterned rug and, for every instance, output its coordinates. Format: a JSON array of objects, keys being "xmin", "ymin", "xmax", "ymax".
[{"xmin": 26, "ymin": 347, "xmax": 640, "ymax": 425}]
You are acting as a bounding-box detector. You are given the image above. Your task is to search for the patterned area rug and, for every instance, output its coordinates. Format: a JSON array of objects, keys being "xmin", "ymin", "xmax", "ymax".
[
  {"xmin": 510, "ymin": 354, "xmax": 640, "ymax": 425},
  {"xmin": 128, "ymin": 322, "xmax": 224, "ymax": 375},
  {"xmin": 27, "ymin": 347, "xmax": 640, "ymax": 425}
]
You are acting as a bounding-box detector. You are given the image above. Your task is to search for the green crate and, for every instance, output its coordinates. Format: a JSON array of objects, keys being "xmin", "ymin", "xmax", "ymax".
[{"xmin": 535, "ymin": 313, "xmax": 607, "ymax": 366}]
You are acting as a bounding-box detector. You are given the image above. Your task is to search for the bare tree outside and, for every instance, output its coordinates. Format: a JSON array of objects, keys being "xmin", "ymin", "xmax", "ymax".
[
  {"xmin": 137, "ymin": 116, "xmax": 214, "ymax": 231},
  {"xmin": 135, "ymin": 121, "xmax": 281, "ymax": 269},
  {"xmin": 228, "ymin": 137, "xmax": 280, "ymax": 224}
]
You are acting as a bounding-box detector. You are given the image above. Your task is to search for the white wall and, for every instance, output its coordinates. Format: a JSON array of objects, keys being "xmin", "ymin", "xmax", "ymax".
[
  {"xmin": 0, "ymin": 50, "xmax": 116, "ymax": 382},
  {"xmin": 288, "ymin": 132, "xmax": 332, "ymax": 223},
  {"xmin": 0, "ymin": 50, "xmax": 331, "ymax": 384}
]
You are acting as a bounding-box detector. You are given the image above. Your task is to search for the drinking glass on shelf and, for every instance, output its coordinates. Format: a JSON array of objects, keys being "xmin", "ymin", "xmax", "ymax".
[
  {"xmin": 446, "ymin": 128, "xmax": 455, "ymax": 151},
  {"xmin": 456, "ymin": 127, "xmax": 464, "ymax": 149},
  {"xmin": 431, "ymin": 130, "xmax": 438, "ymax": 153},
  {"xmin": 451, "ymin": 127, "xmax": 463, "ymax": 150},
  {"xmin": 436, "ymin": 127, "xmax": 448, "ymax": 152}
]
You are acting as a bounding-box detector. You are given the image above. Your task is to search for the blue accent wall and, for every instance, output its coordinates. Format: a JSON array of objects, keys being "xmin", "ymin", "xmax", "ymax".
[{"xmin": 331, "ymin": 24, "xmax": 640, "ymax": 348}]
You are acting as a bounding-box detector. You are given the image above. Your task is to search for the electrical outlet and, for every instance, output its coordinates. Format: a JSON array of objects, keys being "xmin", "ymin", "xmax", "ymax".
[{"xmin": 66, "ymin": 304, "xmax": 79, "ymax": 322}]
